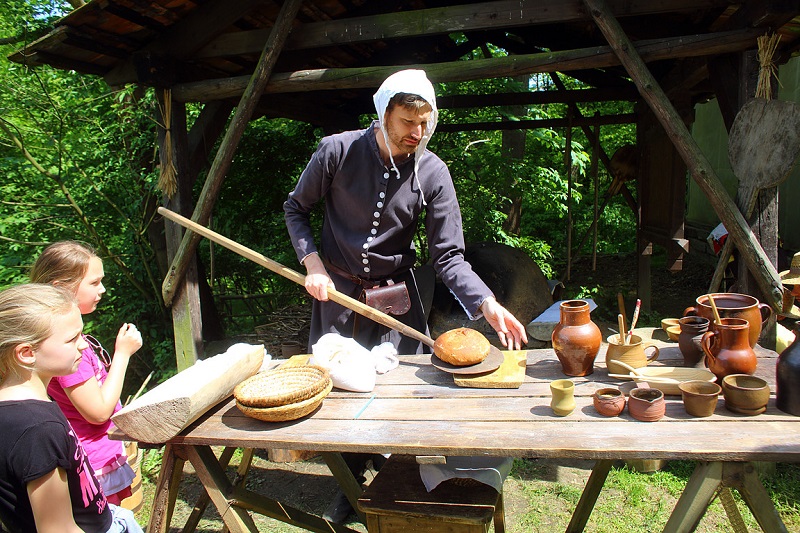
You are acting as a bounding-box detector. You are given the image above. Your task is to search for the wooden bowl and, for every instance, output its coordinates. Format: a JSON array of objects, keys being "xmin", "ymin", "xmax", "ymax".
[
  {"xmin": 624, "ymin": 366, "xmax": 716, "ymax": 396},
  {"xmin": 666, "ymin": 325, "xmax": 681, "ymax": 342},
  {"xmin": 661, "ymin": 318, "xmax": 680, "ymax": 331}
]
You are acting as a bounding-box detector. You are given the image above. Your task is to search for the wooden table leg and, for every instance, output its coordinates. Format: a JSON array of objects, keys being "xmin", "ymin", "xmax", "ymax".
[
  {"xmin": 146, "ymin": 443, "xmax": 185, "ymax": 533},
  {"xmin": 184, "ymin": 446, "xmax": 238, "ymax": 533},
  {"xmin": 185, "ymin": 445, "xmax": 259, "ymax": 533},
  {"xmin": 664, "ymin": 461, "xmax": 723, "ymax": 533},
  {"xmin": 565, "ymin": 459, "xmax": 613, "ymax": 533},
  {"xmin": 726, "ymin": 462, "xmax": 789, "ymax": 533},
  {"xmin": 321, "ymin": 451, "xmax": 368, "ymax": 524}
]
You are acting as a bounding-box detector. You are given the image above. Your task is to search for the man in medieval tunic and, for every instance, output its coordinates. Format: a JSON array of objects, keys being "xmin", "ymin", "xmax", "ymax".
[{"xmin": 284, "ymin": 69, "xmax": 527, "ymax": 355}]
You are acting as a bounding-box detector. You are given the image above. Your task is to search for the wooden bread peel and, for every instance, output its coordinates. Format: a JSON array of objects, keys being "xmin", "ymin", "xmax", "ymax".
[{"xmin": 158, "ymin": 207, "xmax": 499, "ymax": 366}]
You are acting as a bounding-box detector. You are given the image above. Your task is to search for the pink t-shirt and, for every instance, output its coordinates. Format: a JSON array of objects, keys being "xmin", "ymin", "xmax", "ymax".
[{"xmin": 47, "ymin": 335, "xmax": 124, "ymax": 473}]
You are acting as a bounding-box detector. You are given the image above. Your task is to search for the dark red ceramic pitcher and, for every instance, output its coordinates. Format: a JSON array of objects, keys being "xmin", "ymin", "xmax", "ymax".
[{"xmin": 701, "ymin": 317, "xmax": 757, "ymax": 380}]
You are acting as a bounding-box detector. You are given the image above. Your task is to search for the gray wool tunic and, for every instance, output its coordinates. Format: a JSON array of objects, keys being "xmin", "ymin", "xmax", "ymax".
[{"xmin": 284, "ymin": 121, "xmax": 493, "ymax": 346}]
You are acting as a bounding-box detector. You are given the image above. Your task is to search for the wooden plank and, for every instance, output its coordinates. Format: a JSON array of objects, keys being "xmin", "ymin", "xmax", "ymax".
[
  {"xmin": 111, "ymin": 344, "xmax": 264, "ymax": 443},
  {"xmin": 581, "ymin": 0, "xmax": 784, "ymax": 308},
  {"xmin": 172, "ymin": 29, "xmax": 761, "ymax": 102},
  {"xmin": 436, "ymin": 113, "xmax": 635, "ymax": 133},
  {"xmin": 161, "ymin": 0, "xmax": 303, "ymax": 307},
  {"xmin": 196, "ymin": 0, "xmax": 731, "ymax": 58},
  {"xmin": 454, "ymin": 351, "xmax": 527, "ymax": 388},
  {"xmin": 172, "ymin": 414, "xmax": 800, "ymax": 461}
]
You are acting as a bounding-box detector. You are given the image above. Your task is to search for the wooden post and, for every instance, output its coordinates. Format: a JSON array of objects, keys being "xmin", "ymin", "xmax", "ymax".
[
  {"xmin": 591, "ymin": 120, "xmax": 600, "ymax": 271},
  {"xmin": 161, "ymin": 0, "xmax": 304, "ymax": 307},
  {"xmin": 157, "ymin": 90, "xmax": 203, "ymax": 368},
  {"xmin": 565, "ymin": 110, "xmax": 573, "ymax": 281},
  {"xmin": 582, "ymin": 0, "xmax": 783, "ymax": 309}
]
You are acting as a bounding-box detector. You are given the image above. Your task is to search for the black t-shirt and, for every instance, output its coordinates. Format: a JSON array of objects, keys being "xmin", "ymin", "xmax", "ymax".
[{"xmin": 0, "ymin": 399, "xmax": 111, "ymax": 532}]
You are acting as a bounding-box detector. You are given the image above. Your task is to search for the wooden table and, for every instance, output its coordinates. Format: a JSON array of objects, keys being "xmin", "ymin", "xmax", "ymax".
[{"xmin": 125, "ymin": 331, "xmax": 798, "ymax": 533}]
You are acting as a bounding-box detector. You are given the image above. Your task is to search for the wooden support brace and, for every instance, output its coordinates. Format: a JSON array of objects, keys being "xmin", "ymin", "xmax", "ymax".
[{"xmin": 582, "ymin": 0, "xmax": 783, "ymax": 309}]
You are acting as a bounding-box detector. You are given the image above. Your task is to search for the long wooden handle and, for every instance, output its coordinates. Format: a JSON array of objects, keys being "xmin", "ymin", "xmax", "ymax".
[{"xmin": 158, "ymin": 207, "xmax": 435, "ymax": 348}]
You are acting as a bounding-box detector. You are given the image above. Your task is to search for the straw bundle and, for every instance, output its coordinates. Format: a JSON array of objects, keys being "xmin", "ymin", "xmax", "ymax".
[
  {"xmin": 756, "ymin": 33, "xmax": 781, "ymax": 100},
  {"xmin": 157, "ymin": 88, "xmax": 177, "ymax": 198}
]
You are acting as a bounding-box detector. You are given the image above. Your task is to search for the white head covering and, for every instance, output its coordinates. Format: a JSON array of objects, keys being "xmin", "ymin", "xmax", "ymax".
[{"xmin": 373, "ymin": 69, "xmax": 438, "ymax": 205}]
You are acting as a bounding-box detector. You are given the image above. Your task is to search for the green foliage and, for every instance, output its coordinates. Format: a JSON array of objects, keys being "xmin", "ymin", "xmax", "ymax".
[{"xmin": 1, "ymin": 6, "xmax": 174, "ymax": 386}]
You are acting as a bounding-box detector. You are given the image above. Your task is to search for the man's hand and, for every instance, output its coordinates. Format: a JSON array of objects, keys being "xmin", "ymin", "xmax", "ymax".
[
  {"xmin": 303, "ymin": 252, "xmax": 336, "ymax": 301},
  {"xmin": 480, "ymin": 296, "xmax": 528, "ymax": 350}
]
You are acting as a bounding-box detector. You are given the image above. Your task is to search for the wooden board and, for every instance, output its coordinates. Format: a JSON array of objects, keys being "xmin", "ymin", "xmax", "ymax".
[
  {"xmin": 453, "ymin": 350, "xmax": 527, "ymax": 388},
  {"xmin": 112, "ymin": 343, "xmax": 264, "ymax": 443}
]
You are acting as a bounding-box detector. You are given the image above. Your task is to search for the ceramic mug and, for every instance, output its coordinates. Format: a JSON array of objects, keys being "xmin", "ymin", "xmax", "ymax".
[
  {"xmin": 550, "ymin": 379, "xmax": 576, "ymax": 416},
  {"xmin": 605, "ymin": 334, "xmax": 660, "ymax": 375}
]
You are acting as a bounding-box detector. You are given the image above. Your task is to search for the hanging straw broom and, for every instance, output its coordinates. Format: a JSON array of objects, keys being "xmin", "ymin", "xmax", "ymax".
[
  {"xmin": 157, "ymin": 88, "xmax": 178, "ymax": 199},
  {"xmin": 756, "ymin": 33, "xmax": 782, "ymax": 100}
]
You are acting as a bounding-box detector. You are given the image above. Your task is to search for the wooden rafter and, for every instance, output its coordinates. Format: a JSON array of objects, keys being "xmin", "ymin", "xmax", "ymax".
[{"xmin": 172, "ymin": 28, "xmax": 762, "ymax": 102}]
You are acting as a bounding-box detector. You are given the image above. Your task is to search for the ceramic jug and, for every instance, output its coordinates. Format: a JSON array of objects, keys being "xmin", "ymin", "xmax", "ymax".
[
  {"xmin": 777, "ymin": 322, "xmax": 800, "ymax": 416},
  {"xmin": 605, "ymin": 334, "xmax": 659, "ymax": 375},
  {"xmin": 552, "ymin": 300, "xmax": 602, "ymax": 376},
  {"xmin": 550, "ymin": 379, "xmax": 576, "ymax": 416},
  {"xmin": 684, "ymin": 293, "xmax": 771, "ymax": 348},
  {"xmin": 701, "ymin": 317, "xmax": 757, "ymax": 380},
  {"xmin": 678, "ymin": 316, "xmax": 710, "ymax": 367}
]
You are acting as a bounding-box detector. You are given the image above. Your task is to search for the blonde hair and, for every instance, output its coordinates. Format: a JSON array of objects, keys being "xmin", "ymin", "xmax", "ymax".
[
  {"xmin": 29, "ymin": 241, "xmax": 98, "ymax": 292},
  {"xmin": 0, "ymin": 284, "xmax": 78, "ymax": 380}
]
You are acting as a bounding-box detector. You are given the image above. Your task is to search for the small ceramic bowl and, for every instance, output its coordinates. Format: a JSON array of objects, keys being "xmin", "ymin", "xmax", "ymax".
[
  {"xmin": 593, "ymin": 387, "xmax": 626, "ymax": 417},
  {"xmin": 661, "ymin": 318, "xmax": 680, "ymax": 331},
  {"xmin": 628, "ymin": 387, "xmax": 665, "ymax": 422},
  {"xmin": 679, "ymin": 380, "xmax": 721, "ymax": 417},
  {"xmin": 666, "ymin": 325, "xmax": 681, "ymax": 342},
  {"xmin": 721, "ymin": 374, "xmax": 770, "ymax": 415}
]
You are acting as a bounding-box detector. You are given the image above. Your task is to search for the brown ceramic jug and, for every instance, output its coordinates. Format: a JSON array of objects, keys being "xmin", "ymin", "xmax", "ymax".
[
  {"xmin": 683, "ymin": 293, "xmax": 771, "ymax": 348},
  {"xmin": 551, "ymin": 300, "xmax": 601, "ymax": 376},
  {"xmin": 701, "ymin": 317, "xmax": 757, "ymax": 380}
]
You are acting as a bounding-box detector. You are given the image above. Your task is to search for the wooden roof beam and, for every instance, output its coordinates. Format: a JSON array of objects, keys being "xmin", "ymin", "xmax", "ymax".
[
  {"xmin": 582, "ymin": 0, "xmax": 784, "ymax": 308},
  {"xmin": 197, "ymin": 0, "xmax": 731, "ymax": 59},
  {"xmin": 436, "ymin": 113, "xmax": 635, "ymax": 132},
  {"xmin": 172, "ymin": 28, "xmax": 761, "ymax": 102},
  {"xmin": 105, "ymin": 0, "xmax": 267, "ymax": 86},
  {"xmin": 437, "ymin": 87, "xmax": 639, "ymax": 109}
]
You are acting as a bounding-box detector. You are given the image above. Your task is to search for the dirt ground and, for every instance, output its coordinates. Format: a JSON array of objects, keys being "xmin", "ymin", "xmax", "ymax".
[{"xmin": 135, "ymin": 250, "xmax": 726, "ymax": 531}]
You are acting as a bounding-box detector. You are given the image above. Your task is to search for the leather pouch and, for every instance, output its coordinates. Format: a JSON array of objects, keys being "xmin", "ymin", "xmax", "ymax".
[{"xmin": 362, "ymin": 281, "xmax": 411, "ymax": 316}]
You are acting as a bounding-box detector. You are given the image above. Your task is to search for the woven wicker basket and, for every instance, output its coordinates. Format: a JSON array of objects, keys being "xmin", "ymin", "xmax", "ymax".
[
  {"xmin": 234, "ymin": 365, "xmax": 330, "ymax": 408},
  {"xmin": 237, "ymin": 379, "xmax": 333, "ymax": 422}
]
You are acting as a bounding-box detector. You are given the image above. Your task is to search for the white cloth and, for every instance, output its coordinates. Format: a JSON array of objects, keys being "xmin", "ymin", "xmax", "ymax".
[
  {"xmin": 418, "ymin": 456, "xmax": 513, "ymax": 493},
  {"xmin": 310, "ymin": 333, "xmax": 399, "ymax": 392}
]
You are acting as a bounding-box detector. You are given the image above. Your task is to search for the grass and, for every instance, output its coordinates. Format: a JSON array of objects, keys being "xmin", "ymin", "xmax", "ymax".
[{"xmin": 132, "ymin": 451, "xmax": 800, "ymax": 532}]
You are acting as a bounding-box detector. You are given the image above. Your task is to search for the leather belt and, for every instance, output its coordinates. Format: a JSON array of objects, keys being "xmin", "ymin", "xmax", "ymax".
[{"xmin": 322, "ymin": 258, "xmax": 381, "ymax": 288}]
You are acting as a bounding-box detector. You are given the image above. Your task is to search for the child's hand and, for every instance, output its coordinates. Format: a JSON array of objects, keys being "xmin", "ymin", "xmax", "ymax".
[{"xmin": 115, "ymin": 323, "xmax": 143, "ymax": 358}]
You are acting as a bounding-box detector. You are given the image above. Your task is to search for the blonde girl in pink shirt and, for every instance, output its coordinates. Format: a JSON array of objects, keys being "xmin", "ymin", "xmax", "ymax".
[{"xmin": 30, "ymin": 241, "xmax": 143, "ymax": 505}]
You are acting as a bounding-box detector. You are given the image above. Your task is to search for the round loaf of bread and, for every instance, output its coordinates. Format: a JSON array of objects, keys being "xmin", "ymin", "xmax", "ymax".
[{"xmin": 433, "ymin": 327, "xmax": 490, "ymax": 366}]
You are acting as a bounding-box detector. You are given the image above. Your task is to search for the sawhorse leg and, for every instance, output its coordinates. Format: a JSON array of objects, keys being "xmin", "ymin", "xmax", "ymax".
[
  {"xmin": 566, "ymin": 459, "xmax": 614, "ymax": 532},
  {"xmin": 146, "ymin": 443, "xmax": 185, "ymax": 533},
  {"xmin": 320, "ymin": 451, "xmax": 368, "ymax": 524},
  {"xmin": 664, "ymin": 462, "xmax": 788, "ymax": 533}
]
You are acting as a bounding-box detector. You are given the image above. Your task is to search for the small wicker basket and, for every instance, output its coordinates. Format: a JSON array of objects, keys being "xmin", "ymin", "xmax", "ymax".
[
  {"xmin": 237, "ymin": 380, "xmax": 333, "ymax": 422},
  {"xmin": 234, "ymin": 364, "xmax": 333, "ymax": 422},
  {"xmin": 234, "ymin": 365, "xmax": 330, "ymax": 408}
]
